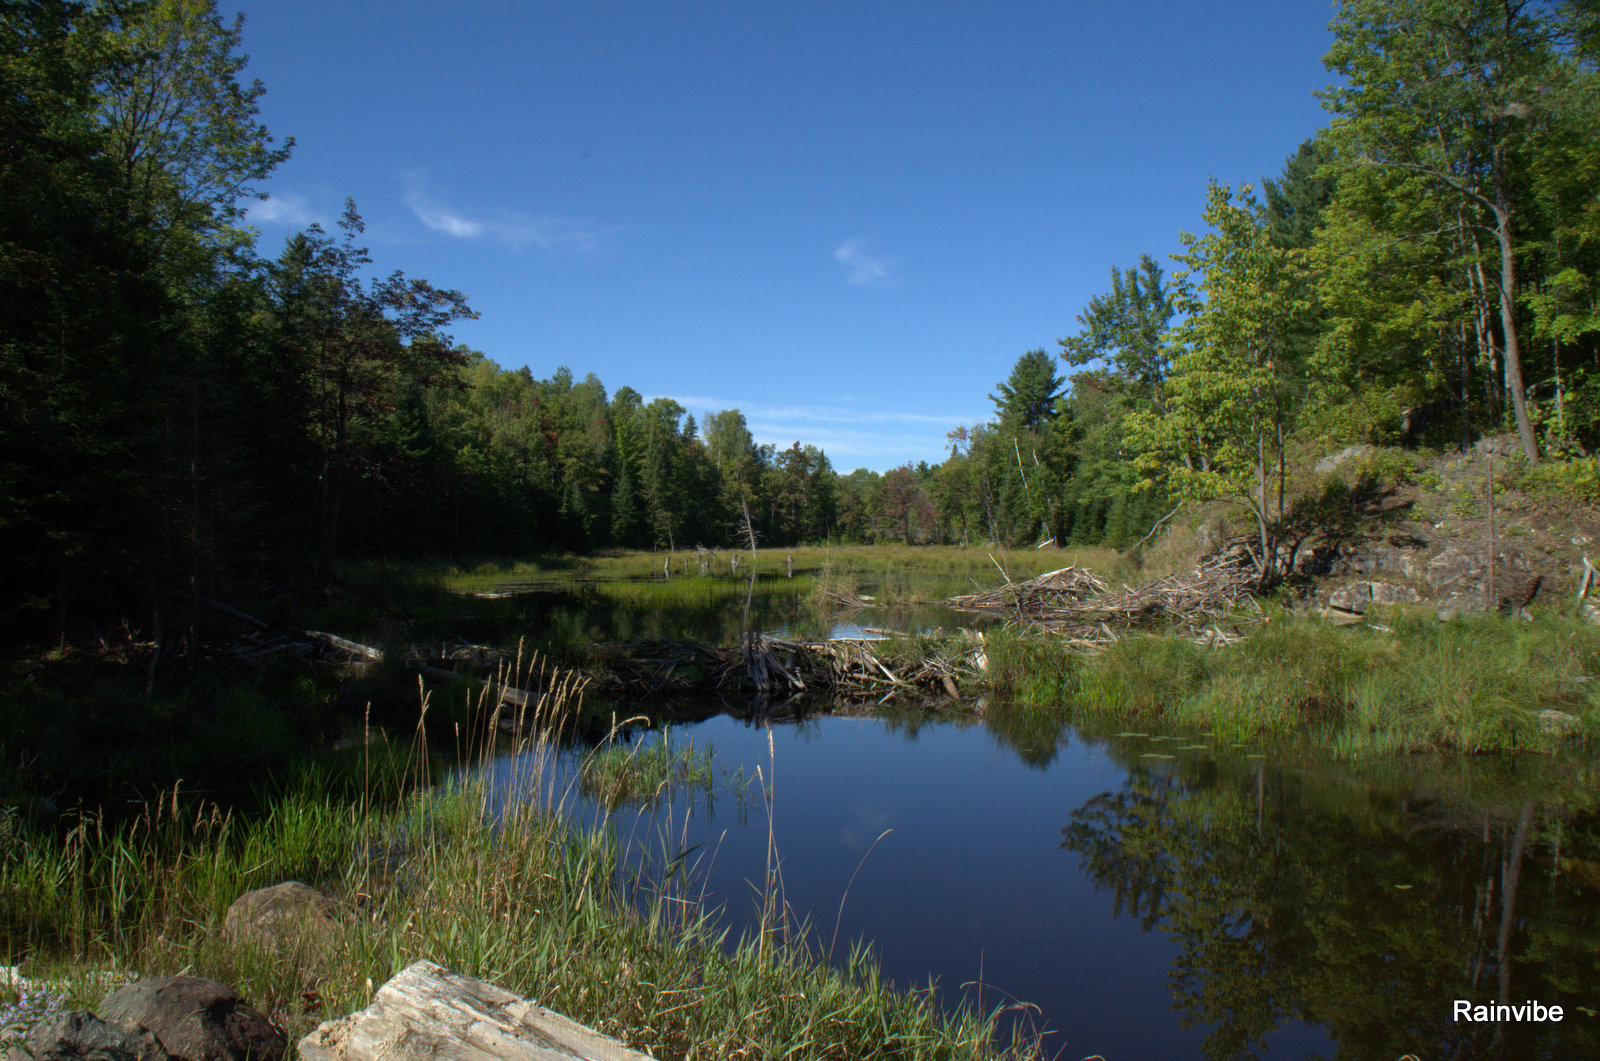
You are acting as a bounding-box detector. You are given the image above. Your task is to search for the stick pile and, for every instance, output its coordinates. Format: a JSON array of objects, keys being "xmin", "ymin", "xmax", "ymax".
[
  {"xmin": 587, "ymin": 634, "xmax": 979, "ymax": 705},
  {"xmin": 949, "ymin": 556, "xmax": 1259, "ymax": 646},
  {"xmin": 744, "ymin": 634, "xmax": 977, "ymax": 704},
  {"xmin": 947, "ymin": 566, "xmax": 1108, "ymax": 612}
]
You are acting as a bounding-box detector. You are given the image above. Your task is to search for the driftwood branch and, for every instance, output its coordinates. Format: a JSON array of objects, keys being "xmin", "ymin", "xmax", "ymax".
[{"xmin": 300, "ymin": 960, "xmax": 652, "ymax": 1061}]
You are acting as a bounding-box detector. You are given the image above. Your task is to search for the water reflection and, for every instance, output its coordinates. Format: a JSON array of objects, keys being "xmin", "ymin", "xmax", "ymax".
[
  {"xmin": 449, "ymin": 577, "xmax": 991, "ymax": 649},
  {"xmin": 1061, "ymin": 756, "xmax": 1600, "ymax": 1060},
  {"xmin": 480, "ymin": 715, "xmax": 1600, "ymax": 1061}
]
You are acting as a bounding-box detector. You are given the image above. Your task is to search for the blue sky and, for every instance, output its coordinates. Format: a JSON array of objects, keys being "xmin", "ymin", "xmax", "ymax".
[{"xmin": 239, "ymin": 1, "xmax": 1338, "ymax": 473}]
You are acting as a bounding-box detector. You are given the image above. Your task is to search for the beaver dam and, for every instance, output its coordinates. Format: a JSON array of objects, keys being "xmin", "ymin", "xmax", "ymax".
[{"xmin": 200, "ymin": 555, "xmax": 1265, "ymax": 713}]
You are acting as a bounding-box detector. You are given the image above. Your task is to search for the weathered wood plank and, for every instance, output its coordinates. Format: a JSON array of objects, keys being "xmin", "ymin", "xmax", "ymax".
[{"xmin": 299, "ymin": 961, "xmax": 652, "ymax": 1061}]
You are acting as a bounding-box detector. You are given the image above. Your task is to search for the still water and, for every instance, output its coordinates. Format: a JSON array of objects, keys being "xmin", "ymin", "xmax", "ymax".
[
  {"xmin": 448, "ymin": 574, "xmax": 995, "ymax": 648},
  {"xmin": 480, "ymin": 714, "xmax": 1600, "ymax": 1061}
]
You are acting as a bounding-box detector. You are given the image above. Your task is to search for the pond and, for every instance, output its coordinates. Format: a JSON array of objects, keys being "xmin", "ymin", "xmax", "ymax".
[
  {"xmin": 477, "ymin": 713, "xmax": 1600, "ymax": 1061},
  {"xmin": 447, "ymin": 571, "xmax": 996, "ymax": 647}
]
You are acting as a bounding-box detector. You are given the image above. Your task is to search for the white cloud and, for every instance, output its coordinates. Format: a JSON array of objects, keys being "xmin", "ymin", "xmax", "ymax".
[
  {"xmin": 402, "ymin": 173, "xmax": 607, "ymax": 253},
  {"xmin": 656, "ymin": 395, "xmax": 981, "ymax": 472},
  {"xmin": 497, "ymin": 215, "xmax": 607, "ymax": 254},
  {"xmin": 247, "ymin": 194, "xmax": 324, "ymax": 228},
  {"xmin": 833, "ymin": 239, "xmax": 889, "ymax": 285},
  {"xmin": 405, "ymin": 191, "xmax": 483, "ymax": 238},
  {"xmin": 662, "ymin": 396, "xmax": 961, "ymax": 428}
]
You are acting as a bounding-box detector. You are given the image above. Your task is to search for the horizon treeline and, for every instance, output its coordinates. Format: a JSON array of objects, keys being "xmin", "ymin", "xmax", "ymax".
[{"xmin": 4, "ymin": 0, "xmax": 1600, "ymax": 639}]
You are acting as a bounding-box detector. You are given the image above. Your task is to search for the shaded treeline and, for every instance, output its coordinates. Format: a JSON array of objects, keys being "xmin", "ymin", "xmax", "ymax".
[{"xmin": 7, "ymin": 0, "xmax": 1600, "ymax": 642}]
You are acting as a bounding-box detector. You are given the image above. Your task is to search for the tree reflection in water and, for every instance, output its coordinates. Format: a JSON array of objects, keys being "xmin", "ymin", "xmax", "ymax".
[{"xmin": 1062, "ymin": 762, "xmax": 1600, "ymax": 1061}]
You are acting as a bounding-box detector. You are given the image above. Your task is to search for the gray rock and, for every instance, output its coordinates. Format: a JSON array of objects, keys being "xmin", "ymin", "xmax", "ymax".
[
  {"xmin": 1329, "ymin": 581, "xmax": 1421, "ymax": 614},
  {"xmin": 1314, "ymin": 444, "xmax": 1377, "ymax": 476},
  {"xmin": 1369, "ymin": 582, "xmax": 1422, "ymax": 606},
  {"xmin": 26, "ymin": 1011, "xmax": 169, "ymax": 1061},
  {"xmin": 98, "ymin": 978, "xmax": 286, "ymax": 1061},
  {"xmin": 1327, "ymin": 583, "xmax": 1372, "ymax": 614},
  {"xmin": 299, "ymin": 961, "xmax": 652, "ymax": 1061},
  {"xmin": 1475, "ymin": 433, "xmax": 1522, "ymax": 457},
  {"xmin": 1539, "ymin": 709, "xmax": 1581, "ymax": 737},
  {"xmin": 223, "ymin": 881, "xmax": 339, "ymax": 945}
]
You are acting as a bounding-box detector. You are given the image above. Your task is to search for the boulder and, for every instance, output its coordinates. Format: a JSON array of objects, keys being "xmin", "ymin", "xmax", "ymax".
[
  {"xmin": 25, "ymin": 1011, "xmax": 170, "ymax": 1061},
  {"xmin": 223, "ymin": 881, "xmax": 339, "ymax": 944},
  {"xmin": 97, "ymin": 978, "xmax": 286, "ymax": 1061},
  {"xmin": 1539, "ymin": 710, "xmax": 1582, "ymax": 738},
  {"xmin": 1474, "ymin": 433, "xmax": 1522, "ymax": 457},
  {"xmin": 1369, "ymin": 582, "xmax": 1422, "ymax": 606}
]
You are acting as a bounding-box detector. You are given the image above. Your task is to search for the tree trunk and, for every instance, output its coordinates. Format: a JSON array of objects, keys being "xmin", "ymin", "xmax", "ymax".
[
  {"xmin": 1491, "ymin": 801, "xmax": 1536, "ymax": 1052},
  {"xmin": 1493, "ymin": 147, "xmax": 1539, "ymax": 462}
]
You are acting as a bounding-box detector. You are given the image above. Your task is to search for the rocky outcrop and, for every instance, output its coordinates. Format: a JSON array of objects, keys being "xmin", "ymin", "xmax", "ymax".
[
  {"xmin": 1325, "ymin": 580, "xmax": 1423, "ymax": 616},
  {"xmin": 1313, "ymin": 531, "xmax": 1551, "ymax": 618}
]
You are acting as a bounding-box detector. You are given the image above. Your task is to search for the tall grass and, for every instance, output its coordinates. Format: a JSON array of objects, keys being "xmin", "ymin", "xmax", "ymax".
[
  {"xmin": 983, "ymin": 610, "xmax": 1600, "ymax": 757},
  {"xmin": 1, "ymin": 658, "xmax": 1043, "ymax": 1061}
]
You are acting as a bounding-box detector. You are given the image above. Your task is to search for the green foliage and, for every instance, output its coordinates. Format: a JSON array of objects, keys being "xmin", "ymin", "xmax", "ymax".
[
  {"xmin": 1260, "ymin": 136, "xmax": 1337, "ymax": 252},
  {"xmin": 1058, "ymin": 254, "xmax": 1175, "ymax": 398},
  {"xmin": 1317, "ymin": 0, "xmax": 1599, "ymax": 462},
  {"xmin": 989, "ymin": 348, "xmax": 1065, "ymax": 434},
  {"xmin": 1516, "ymin": 455, "xmax": 1600, "ymax": 505},
  {"xmin": 1131, "ymin": 183, "xmax": 1309, "ymax": 578}
]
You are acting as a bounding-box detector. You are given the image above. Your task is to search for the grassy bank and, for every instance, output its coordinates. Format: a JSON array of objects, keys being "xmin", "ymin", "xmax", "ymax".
[
  {"xmin": 982, "ymin": 609, "xmax": 1600, "ymax": 757},
  {"xmin": 1, "ymin": 684, "xmax": 1041, "ymax": 1061},
  {"xmin": 430, "ymin": 544, "xmax": 1116, "ymax": 596}
]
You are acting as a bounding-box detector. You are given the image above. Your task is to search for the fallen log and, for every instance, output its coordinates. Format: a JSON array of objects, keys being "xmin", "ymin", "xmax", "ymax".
[
  {"xmin": 306, "ymin": 630, "xmax": 384, "ymax": 662},
  {"xmin": 299, "ymin": 960, "xmax": 651, "ymax": 1061},
  {"xmin": 194, "ymin": 598, "xmax": 546, "ymax": 713}
]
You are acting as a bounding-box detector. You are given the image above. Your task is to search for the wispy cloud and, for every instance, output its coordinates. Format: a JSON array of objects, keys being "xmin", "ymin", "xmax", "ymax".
[
  {"xmin": 656, "ymin": 395, "xmax": 981, "ymax": 471},
  {"xmin": 246, "ymin": 194, "xmax": 325, "ymax": 228},
  {"xmin": 662, "ymin": 397, "xmax": 962, "ymax": 428},
  {"xmin": 402, "ymin": 174, "xmax": 609, "ymax": 253},
  {"xmin": 833, "ymin": 239, "xmax": 889, "ymax": 285},
  {"xmin": 405, "ymin": 188, "xmax": 483, "ymax": 238}
]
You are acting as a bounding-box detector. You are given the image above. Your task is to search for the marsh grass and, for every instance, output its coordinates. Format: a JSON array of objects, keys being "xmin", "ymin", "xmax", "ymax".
[
  {"xmin": 578, "ymin": 726, "xmax": 716, "ymax": 808},
  {"xmin": 434, "ymin": 546, "xmax": 1098, "ymax": 601},
  {"xmin": 1, "ymin": 658, "xmax": 1041, "ymax": 1061},
  {"xmin": 988, "ymin": 610, "xmax": 1600, "ymax": 757}
]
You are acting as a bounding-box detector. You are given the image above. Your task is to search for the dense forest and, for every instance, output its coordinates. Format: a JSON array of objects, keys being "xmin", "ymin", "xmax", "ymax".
[{"xmin": 4, "ymin": 0, "xmax": 1599, "ymax": 640}]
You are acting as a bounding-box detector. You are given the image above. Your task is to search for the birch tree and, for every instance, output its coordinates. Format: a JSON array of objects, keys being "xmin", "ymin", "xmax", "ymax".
[{"xmin": 1133, "ymin": 184, "xmax": 1309, "ymax": 582}]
